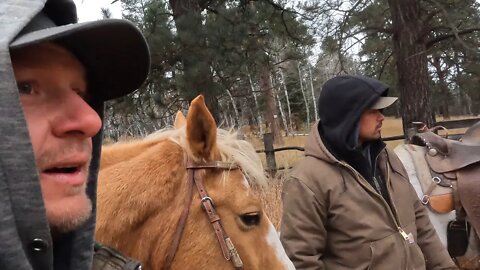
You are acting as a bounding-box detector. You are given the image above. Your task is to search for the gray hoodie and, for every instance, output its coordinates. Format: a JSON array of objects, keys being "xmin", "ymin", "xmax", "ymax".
[{"xmin": 0, "ymin": 1, "xmax": 149, "ymax": 269}]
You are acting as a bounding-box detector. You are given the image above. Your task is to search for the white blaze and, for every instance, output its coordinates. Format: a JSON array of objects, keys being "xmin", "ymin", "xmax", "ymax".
[{"xmin": 265, "ymin": 219, "xmax": 296, "ymax": 270}]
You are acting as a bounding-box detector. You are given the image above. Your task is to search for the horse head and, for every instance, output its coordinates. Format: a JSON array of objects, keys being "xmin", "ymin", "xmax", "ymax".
[{"xmin": 96, "ymin": 95, "xmax": 294, "ymax": 270}]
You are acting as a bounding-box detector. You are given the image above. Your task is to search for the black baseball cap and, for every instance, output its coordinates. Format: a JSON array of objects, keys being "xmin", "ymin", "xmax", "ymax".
[{"xmin": 10, "ymin": 11, "xmax": 150, "ymax": 101}]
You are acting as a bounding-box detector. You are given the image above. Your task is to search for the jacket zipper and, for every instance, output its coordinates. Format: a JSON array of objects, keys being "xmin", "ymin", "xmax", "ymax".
[
  {"xmin": 383, "ymin": 157, "xmax": 411, "ymax": 270},
  {"xmin": 338, "ymin": 148, "xmax": 410, "ymax": 270},
  {"xmin": 372, "ymin": 153, "xmax": 383, "ymax": 194},
  {"xmin": 338, "ymin": 160, "xmax": 400, "ymax": 226}
]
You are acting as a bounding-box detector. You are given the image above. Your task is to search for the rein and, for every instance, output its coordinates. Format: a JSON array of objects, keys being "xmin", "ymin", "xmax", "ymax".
[{"xmin": 162, "ymin": 158, "xmax": 244, "ymax": 270}]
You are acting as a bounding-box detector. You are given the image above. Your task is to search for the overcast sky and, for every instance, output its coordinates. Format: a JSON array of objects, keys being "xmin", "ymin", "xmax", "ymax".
[{"xmin": 73, "ymin": 0, "xmax": 122, "ymax": 22}]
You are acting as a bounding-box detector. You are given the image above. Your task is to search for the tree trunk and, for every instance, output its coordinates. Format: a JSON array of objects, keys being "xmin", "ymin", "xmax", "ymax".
[
  {"xmin": 247, "ymin": 69, "xmax": 264, "ymax": 134},
  {"xmin": 297, "ymin": 63, "xmax": 311, "ymax": 129},
  {"xmin": 388, "ymin": 0, "xmax": 435, "ymax": 133},
  {"xmin": 308, "ymin": 65, "xmax": 318, "ymax": 122},
  {"xmin": 272, "ymin": 74, "xmax": 289, "ymax": 136},
  {"xmin": 461, "ymin": 91, "xmax": 472, "ymax": 115},
  {"xmin": 431, "ymin": 56, "xmax": 451, "ymax": 120},
  {"xmin": 168, "ymin": 0, "xmax": 221, "ymax": 123},
  {"xmin": 279, "ymin": 70, "xmax": 294, "ymax": 132},
  {"xmin": 226, "ymin": 88, "xmax": 240, "ymax": 127},
  {"xmin": 260, "ymin": 65, "xmax": 283, "ymax": 144}
]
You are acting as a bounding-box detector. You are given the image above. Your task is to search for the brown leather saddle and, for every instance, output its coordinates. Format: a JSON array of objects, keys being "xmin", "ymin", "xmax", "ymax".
[{"xmin": 411, "ymin": 121, "xmax": 480, "ymax": 239}]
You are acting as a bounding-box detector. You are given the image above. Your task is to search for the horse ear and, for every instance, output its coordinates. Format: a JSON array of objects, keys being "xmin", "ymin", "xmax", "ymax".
[
  {"xmin": 174, "ymin": 111, "xmax": 186, "ymax": 129},
  {"xmin": 186, "ymin": 95, "xmax": 218, "ymax": 161}
]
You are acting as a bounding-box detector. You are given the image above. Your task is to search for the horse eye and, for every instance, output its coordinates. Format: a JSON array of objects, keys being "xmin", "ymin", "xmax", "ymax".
[{"xmin": 239, "ymin": 212, "xmax": 261, "ymax": 227}]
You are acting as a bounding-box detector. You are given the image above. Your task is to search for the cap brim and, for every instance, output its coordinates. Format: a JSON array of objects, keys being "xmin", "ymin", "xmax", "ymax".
[
  {"xmin": 10, "ymin": 19, "xmax": 150, "ymax": 101},
  {"xmin": 371, "ymin": 97, "xmax": 398, "ymax": 109}
]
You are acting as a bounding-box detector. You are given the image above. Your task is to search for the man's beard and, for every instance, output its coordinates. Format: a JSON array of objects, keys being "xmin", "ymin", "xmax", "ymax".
[
  {"xmin": 48, "ymin": 189, "xmax": 93, "ymax": 235},
  {"xmin": 36, "ymin": 141, "xmax": 94, "ymax": 235}
]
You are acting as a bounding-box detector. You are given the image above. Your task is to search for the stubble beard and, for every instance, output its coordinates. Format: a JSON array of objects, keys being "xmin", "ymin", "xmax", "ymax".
[
  {"xmin": 47, "ymin": 182, "xmax": 93, "ymax": 235},
  {"xmin": 36, "ymin": 142, "xmax": 94, "ymax": 235}
]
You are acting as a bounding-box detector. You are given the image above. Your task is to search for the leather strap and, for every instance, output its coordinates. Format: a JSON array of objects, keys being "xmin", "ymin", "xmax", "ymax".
[
  {"xmin": 451, "ymin": 181, "xmax": 466, "ymax": 221},
  {"xmin": 187, "ymin": 161, "xmax": 239, "ymax": 170},
  {"xmin": 162, "ymin": 162, "xmax": 195, "ymax": 270},
  {"xmin": 420, "ymin": 176, "xmax": 442, "ymax": 205},
  {"xmin": 162, "ymin": 158, "xmax": 243, "ymax": 270},
  {"xmin": 430, "ymin": 170, "xmax": 452, "ymax": 188},
  {"xmin": 193, "ymin": 172, "xmax": 232, "ymax": 260},
  {"xmin": 189, "ymin": 159, "xmax": 244, "ymax": 269}
]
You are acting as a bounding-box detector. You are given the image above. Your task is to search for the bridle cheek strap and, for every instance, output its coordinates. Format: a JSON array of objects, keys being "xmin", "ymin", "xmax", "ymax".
[
  {"xmin": 163, "ymin": 158, "xmax": 244, "ymax": 270},
  {"xmin": 193, "ymin": 171, "xmax": 243, "ymax": 268},
  {"xmin": 191, "ymin": 161, "xmax": 244, "ymax": 269},
  {"xmin": 162, "ymin": 163, "xmax": 195, "ymax": 270}
]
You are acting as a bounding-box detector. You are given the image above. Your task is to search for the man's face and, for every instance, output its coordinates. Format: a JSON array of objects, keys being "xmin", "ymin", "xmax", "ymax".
[
  {"xmin": 358, "ymin": 109, "xmax": 385, "ymax": 143},
  {"xmin": 11, "ymin": 43, "xmax": 102, "ymax": 233}
]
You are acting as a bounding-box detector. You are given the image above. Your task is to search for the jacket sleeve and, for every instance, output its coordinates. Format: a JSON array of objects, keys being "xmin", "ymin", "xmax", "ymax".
[
  {"xmin": 280, "ymin": 177, "xmax": 327, "ymax": 270},
  {"xmin": 411, "ymin": 184, "xmax": 457, "ymax": 270}
]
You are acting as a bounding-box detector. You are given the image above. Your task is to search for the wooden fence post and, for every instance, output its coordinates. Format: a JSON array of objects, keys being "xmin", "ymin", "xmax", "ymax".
[{"xmin": 263, "ymin": 133, "xmax": 277, "ymax": 177}]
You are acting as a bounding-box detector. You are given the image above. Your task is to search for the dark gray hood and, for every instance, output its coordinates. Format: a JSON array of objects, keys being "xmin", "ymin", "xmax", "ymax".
[
  {"xmin": 318, "ymin": 74, "xmax": 389, "ymax": 155},
  {"xmin": 0, "ymin": 1, "xmax": 98, "ymax": 269},
  {"xmin": 317, "ymin": 75, "xmax": 390, "ymax": 194},
  {"xmin": 0, "ymin": 1, "xmax": 148, "ymax": 269}
]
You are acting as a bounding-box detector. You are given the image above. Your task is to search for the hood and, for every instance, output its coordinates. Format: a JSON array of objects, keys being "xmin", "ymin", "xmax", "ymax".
[
  {"xmin": 315, "ymin": 75, "xmax": 389, "ymax": 189},
  {"xmin": 304, "ymin": 123, "xmax": 339, "ymax": 164},
  {"xmin": 0, "ymin": 1, "xmax": 148, "ymax": 269},
  {"xmin": 317, "ymin": 75, "xmax": 389, "ymax": 157}
]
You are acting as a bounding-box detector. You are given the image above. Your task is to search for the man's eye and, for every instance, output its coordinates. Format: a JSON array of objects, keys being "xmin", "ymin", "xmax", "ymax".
[
  {"xmin": 73, "ymin": 88, "xmax": 87, "ymax": 99},
  {"xmin": 17, "ymin": 82, "xmax": 33, "ymax": 95}
]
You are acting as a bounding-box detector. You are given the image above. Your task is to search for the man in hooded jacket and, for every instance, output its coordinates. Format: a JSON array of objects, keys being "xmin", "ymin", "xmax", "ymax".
[
  {"xmin": 280, "ymin": 75, "xmax": 456, "ymax": 269},
  {"xmin": 1, "ymin": 0, "xmax": 150, "ymax": 269}
]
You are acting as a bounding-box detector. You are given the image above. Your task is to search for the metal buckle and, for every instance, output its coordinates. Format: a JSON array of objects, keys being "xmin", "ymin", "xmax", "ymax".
[
  {"xmin": 201, "ymin": 196, "xmax": 215, "ymax": 208},
  {"xmin": 421, "ymin": 195, "xmax": 430, "ymax": 205}
]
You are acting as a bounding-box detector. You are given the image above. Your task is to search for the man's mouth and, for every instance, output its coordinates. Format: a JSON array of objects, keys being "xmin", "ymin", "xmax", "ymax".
[
  {"xmin": 41, "ymin": 161, "xmax": 88, "ymax": 185},
  {"xmin": 44, "ymin": 166, "xmax": 80, "ymax": 174}
]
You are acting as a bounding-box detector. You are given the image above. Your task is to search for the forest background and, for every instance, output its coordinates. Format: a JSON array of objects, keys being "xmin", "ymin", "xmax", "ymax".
[{"xmin": 77, "ymin": 0, "xmax": 480, "ymax": 146}]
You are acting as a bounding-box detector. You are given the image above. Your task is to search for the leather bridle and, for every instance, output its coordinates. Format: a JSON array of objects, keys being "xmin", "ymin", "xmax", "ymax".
[{"xmin": 162, "ymin": 158, "xmax": 244, "ymax": 270}]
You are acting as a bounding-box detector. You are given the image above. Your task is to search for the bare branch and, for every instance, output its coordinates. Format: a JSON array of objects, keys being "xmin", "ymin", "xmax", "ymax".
[
  {"xmin": 425, "ymin": 0, "xmax": 480, "ymax": 51},
  {"xmin": 378, "ymin": 51, "xmax": 393, "ymax": 80},
  {"xmin": 426, "ymin": 28, "xmax": 480, "ymax": 48}
]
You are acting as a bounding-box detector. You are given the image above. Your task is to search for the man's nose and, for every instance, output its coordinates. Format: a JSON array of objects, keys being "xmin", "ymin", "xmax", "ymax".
[
  {"xmin": 378, "ymin": 110, "xmax": 385, "ymax": 121},
  {"xmin": 51, "ymin": 92, "xmax": 102, "ymax": 138}
]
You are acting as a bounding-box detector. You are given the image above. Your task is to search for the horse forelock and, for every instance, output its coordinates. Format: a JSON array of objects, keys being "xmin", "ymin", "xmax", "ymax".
[{"xmin": 146, "ymin": 126, "xmax": 267, "ymax": 189}]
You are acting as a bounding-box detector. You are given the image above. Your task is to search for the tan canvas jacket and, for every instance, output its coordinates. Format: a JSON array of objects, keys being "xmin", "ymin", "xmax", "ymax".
[{"xmin": 280, "ymin": 124, "xmax": 456, "ymax": 270}]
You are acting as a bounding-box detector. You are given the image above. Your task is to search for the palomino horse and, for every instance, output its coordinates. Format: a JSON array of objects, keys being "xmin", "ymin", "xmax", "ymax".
[
  {"xmin": 394, "ymin": 122, "xmax": 480, "ymax": 269},
  {"xmin": 95, "ymin": 95, "xmax": 295, "ymax": 270}
]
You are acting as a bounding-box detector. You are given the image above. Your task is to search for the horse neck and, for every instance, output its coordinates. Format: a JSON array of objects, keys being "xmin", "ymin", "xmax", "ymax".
[
  {"xmin": 100, "ymin": 139, "xmax": 163, "ymax": 170},
  {"xmin": 96, "ymin": 139, "xmax": 189, "ymax": 267}
]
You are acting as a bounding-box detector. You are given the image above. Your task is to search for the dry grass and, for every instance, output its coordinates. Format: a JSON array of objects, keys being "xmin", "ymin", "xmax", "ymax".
[{"xmin": 259, "ymin": 177, "xmax": 284, "ymax": 229}]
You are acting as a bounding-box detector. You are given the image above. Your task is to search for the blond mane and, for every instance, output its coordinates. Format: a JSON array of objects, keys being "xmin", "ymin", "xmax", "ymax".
[{"xmin": 145, "ymin": 126, "xmax": 267, "ymax": 188}]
